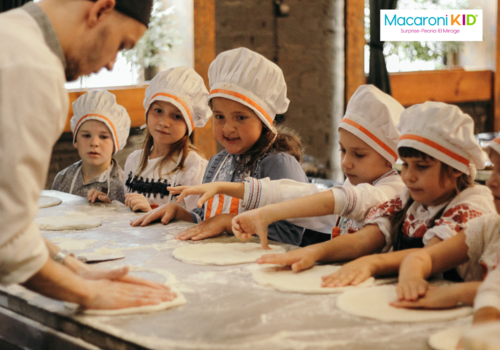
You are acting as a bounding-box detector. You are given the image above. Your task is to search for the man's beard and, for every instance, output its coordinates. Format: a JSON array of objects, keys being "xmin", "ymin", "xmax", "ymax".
[{"xmin": 64, "ymin": 27, "xmax": 110, "ymax": 82}]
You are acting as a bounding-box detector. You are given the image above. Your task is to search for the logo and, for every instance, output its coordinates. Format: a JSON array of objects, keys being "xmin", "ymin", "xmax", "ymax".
[{"xmin": 380, "ymin": 10, "xmax": 482, "ymax": 41}]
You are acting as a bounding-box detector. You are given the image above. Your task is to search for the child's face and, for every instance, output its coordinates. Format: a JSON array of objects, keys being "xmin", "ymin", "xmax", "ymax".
[
  {"xmin": 74, "ymin": 120, "xmax": 114, "ymax": 167},
  {"xmin": 212, "ymin": 97, "xmax": 263, "ymax": 155},
  {"xmin": 486, "ymin": 150, "xmax": 500, "ymax": 213},
  {"xmin": 147, "ymin": 101, "xmax": 187, "ymax": 146},
  {"xmin": 339, "ymin": 128, "xmax": 392, "ymax": 186},
  {"xmin": 400, "ymin": 156, "xmax": 461, "ymax": 207}
]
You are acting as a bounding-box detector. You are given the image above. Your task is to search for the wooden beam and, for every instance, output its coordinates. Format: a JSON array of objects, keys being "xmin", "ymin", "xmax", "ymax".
[
  {"xmin": 65, "ymin": 86, "xmax": 147, "ymax": 133},
  {"xmin": 495, "ymin": 0, "xmax": 500, "ymax": 131},
  {"xmin": 193, "ymin": 0, "xmax": 217, "ymax": 159},
  {"xmin": 390, "ymin": 69, "xmax": 493, "ymax": 106},
  {"xmin": 345, "ymin": 0, "xmax": 366, "ymax": 105}
]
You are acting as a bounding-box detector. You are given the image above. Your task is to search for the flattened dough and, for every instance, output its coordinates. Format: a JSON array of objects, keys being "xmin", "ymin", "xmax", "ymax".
[
  {"xmin": 38, "ymin": 195, "xmax": 62, "ymax": 208},
  {"xmin": 252, "ymin": 265, "xmax": 375, "ymax": 294},
  {"xmin": 35, "ymin": 213, "xmax": 101, "ymax": 231},
  {"xmin": 337, "ymin": 285, "xmax": 473, "ymax": 322},
  {"xmin": 173, "ymin": 242, "xmax": 286, "ymax": 265},
  {"xmin": 429, "ymin": 325, "xmax": 469, "ymax": 350},
  {"xmin": 67, "ymin": 268, "xmax": 186, "ymax": 316}
]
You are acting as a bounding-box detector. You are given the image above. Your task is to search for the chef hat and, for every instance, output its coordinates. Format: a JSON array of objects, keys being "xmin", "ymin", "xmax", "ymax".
[
  {"xmin": 144, "ymin": 67, "xmax": 211, "ymax": 135},
  {"xmin": 397, "ymin": 101, "xmax": 485, "ymax": 176},
  {"xmin": 487, "ymin": 138, "xmax": 500, "ymax": 157},
  {"xmin": 339, "ymin": 85, "xmax": 404, "ymax": 164},
  {"xmin": 71, "ymin": 90, "xmax": 131, "ymax": 155},
  {"xmin": 207, "ymin": 47, "xmax": 289, "ymax": 133}
]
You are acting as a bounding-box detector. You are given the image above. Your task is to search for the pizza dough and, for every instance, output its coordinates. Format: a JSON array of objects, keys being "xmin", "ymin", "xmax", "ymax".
[
  {"xmin": 66, "ymin": 268, "xmax": 186, "ymax": 316},
  {"xmin": 35, "ymin": 212, "xmax": 101, "ymax": 231},
  {"xmin": 38, "ymin": 195, "xmax": 62, "ymax": 208},
  {"xmin": 252, "ymin": 265, "xmax": 375, "ymax": 294},
  {"xmin": 172, "ymin": 242, "xmax": 286, "ymax": 265},
  {"xmin": 429, "ymin": 325, "xmax": 469, "ymax": 350},
  {"xmin": 337, "ymin": 285, "xmax": 473, "ymax": 322},
  {"xmin": 462, "ymin": 321, "xmax": 500, "ymax": 350}
]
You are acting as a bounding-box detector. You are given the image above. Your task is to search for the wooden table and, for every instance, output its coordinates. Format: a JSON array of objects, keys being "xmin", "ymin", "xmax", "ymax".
[{"xmin": 0, "ymin": 191, "xmax": 471, "ymax": 350}]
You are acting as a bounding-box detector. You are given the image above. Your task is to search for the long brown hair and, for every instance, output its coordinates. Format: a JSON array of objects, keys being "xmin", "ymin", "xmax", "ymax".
[
  {"xmin": 135, "ymin": 127, "xmax": 201, "ymax": 178},
  {"xmin": 240, "ymin": 124, "xmax": 304, "ymax": 172},
  {"xmin": 389, "ymin": 146, "xmax": 474, "ymax": 249}
]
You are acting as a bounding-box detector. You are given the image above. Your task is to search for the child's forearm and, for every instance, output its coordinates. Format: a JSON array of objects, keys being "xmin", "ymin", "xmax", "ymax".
[
  {"xmin": 313, "ymin": 224, "xmax": 386, "ymax": 263},
  {"xmin": 369, "ymin": 249, "xmax": 422, "ymax": 277},
  {"xmin": 176, "ymin": 207, "xmax": 196, "ymax": 223},
  {"xmin": 399, "ymin": 251, "xmax": 433, "ymax": 281},
  {"xmin": 216, "ymin": 182, "xmax": 245, "ymax": 199},
  {"xmin": 261, "ymin": 191, "xmax": 336, "ymax": 224},
  {"xmin": 453, "ymin": 282, "xmax": 481, "ymax": 305}
]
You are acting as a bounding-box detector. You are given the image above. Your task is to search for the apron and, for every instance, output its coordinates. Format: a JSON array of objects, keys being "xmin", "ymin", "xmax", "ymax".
[{"xmin": 69, "ymin": 162, "xmax": 112, "ymax": 196}]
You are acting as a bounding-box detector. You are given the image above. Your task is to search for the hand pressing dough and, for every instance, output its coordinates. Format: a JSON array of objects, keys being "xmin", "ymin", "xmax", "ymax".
[
  {"xmin": 172, "ymin": 242, "xmax": 286, "ymax": 265},
  {"xmin": 252, "ymin": 265, "xmax": 376, "ymax": 294},
  {"xmin": 337, "ymin": 285, "xmax": 473, "ymax": 322},
  {"xmin": 428, "ymin": 325, "xmax": 469, "ymax": 350},
  {"xmin": 66, "ymin": 268, "xmax": 186, "ymax": 315},
  {"xmin": 38, "ymin": 195, "xmax": 62, "ymax": 208},
  {"xmin": 35, "ymin": 212, "xmax": 101, "ymax": 231}
]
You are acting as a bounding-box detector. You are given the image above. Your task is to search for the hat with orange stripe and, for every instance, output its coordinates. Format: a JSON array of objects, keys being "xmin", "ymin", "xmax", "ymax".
[
  {"xmin": 144, "ymin": 67, "xmax": 211, "ymax": 135},
  {"xmin": 398, "ymin": 102, "xmax": 485, "ymax": 176},
  {"xmin": 207, "ymin": 48, "xmax": 289, "ymax": 134},
  {"xmin": 340, "ymin": 85, "xmax": 404, "ymax": 165},
  {"xmin": 71, "ymin": 90, "xmax": 131, "ymax": 155}
]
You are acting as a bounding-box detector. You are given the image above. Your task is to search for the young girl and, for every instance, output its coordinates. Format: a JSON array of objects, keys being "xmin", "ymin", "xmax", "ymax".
[
  {"xmin": 132, "ymin": 48, "xmax": 309, "ymax": 246},
  {"xmin": 390, "ymin": 137, "xmax": 500, "ymax": 326},
  {"xmin": 52, "ymin": 90, "xmax": 130, "ymax": 203},
  {"xmin": 231, "ymin": 102, "xmax": 495, "ymax": 282},
  {"xmin": 92, "ymin": 67, "xmax": 211, "ymax": 212},
  {"xmin": 168, "ymin": 85, "xmax": 406, "ymax": 249}
]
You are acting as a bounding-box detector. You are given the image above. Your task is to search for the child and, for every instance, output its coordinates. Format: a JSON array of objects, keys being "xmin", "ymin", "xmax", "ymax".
[
  {"xmin": 52, "ymin": 90, "xmax": 130, "ymax": 203},
  {"xmin": 132, "ymin": 48, "xmax": 309, "ymax": 246},
  {"xmin": 169, "ymin": 85, "xmax": 406, "ymax": 248},
  {"xmin": 92, "ymin": 67, "xmax": 210, "ymax": 212},
  {"xmin": 232, "ymin": 102, "xmax": 495, "ymax": 282},
  {"xmin": 390, "ymin": 137, "xmax": 500, "ymax": 327}
]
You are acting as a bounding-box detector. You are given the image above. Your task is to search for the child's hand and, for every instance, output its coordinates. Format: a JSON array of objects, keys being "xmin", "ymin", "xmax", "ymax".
[
  {"xmin": 232, "ymin": 209, "xmax": 270, "ymax": 250},
  {"xmin": 175, "ymin": 214, "xmax": 233, "ymax": 241},
  {"xmin": 168, "ymin": 183, "xmax": 220, "ymax": 208},
  {"xmin": 125, "ymin": 193, "xmax": 152, "ymax": 212},
  {"xmin": 320, "ymin": 257, "xmax": 375, "ymax": 287},
  {"xmin": 395, "ymin": 277, "xmax": 430, "ymax": 302},
  {"xmin": 130, "ymin": 203, "xmax": 180, "ymax": 226},
  {"xmin": 391, "ymin": 285, "xmax": 463, "ymax": 309},
  {"xmin": 257, "ymin": 245, "xmax": 321, "ymax": 271},
  {"xmin": 88, "ymin": 189, "xmax": 111, "ymax": 203}
]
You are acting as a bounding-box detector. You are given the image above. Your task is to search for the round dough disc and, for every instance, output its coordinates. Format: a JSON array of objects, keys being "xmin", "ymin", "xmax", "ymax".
[
  {"xmin": 172, "ymin": 242, "xmax": 286, "ymax": 265},
  {"xmin": 35, "ymin": 214, "xmax": 101, "ymax": 231},
  {"xmin": 38, "ymin": 195, "xmax": 62, "ymax": 208},
  {"xmin": 252, "ymin": 265, "xmax": 375, "ymax": 294},
  {"xmin": 337, "ymin": 285, "xmax": 473, "ymax": 322},
  {"xmin": 429, "ymin": 325, "xmax": 469, "ymax": 350},
  {"xmin": 462, "ymin": 321, "xmax": 500, "ymax": 349}
]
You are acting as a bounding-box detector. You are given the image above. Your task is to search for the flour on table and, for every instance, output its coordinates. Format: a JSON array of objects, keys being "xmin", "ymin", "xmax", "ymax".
[
  {"xmin": 252, "ymin": 265, "xmax": 375, "ymax": 294},
  {"xmin": 428, "ymin": 325, "xmax": 469, "ymax": 350},
  {"xmin": 38, "ymin": 195, "xmax": 62, "ymax": 208},
  {"xmin": 49, "ymin": 238, "xmax": 98, "ymax": 251},
  {"xmin": 66, "ymin": 267, "xmax": 186, "ymax": 316},
  {"xmin": 172, "ymin": 242, "xmax": 286, "ymax": 265},
  {"xmin": 337, "ymin": 285, "xmax": 473, "ymax": 322},
  {"xmin": 35, "ymin": 212, "xmax": 101, "ymax": 231}
]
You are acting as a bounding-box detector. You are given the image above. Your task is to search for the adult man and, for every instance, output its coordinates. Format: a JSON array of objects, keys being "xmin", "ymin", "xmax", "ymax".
[{"xmin": 0, "ymin": 0, "xmax": 175, "ymax": 309}]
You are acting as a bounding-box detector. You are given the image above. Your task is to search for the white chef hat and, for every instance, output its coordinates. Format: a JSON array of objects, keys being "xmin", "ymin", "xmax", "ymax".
[
  {"xmin": 397, "ymin": 101, "xmax": 485, "ymax": 176},
  {"xmin": 339, "ymin": 85, "xmax": 404, "ymax": 165},
  {"xmin": 144, "ymin": 67, "xmax": 211, "ymax": 135},
  {"xmin": 207, "ymin": 47, "xmax": 289, "ymax": 133},
  {"xmin": 487, "ymin": 138, "xmax": 500, "ymax": 157},
  {"xmin": 71, "ymin": 90, "xmax": 131, "ymax": 155}
]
